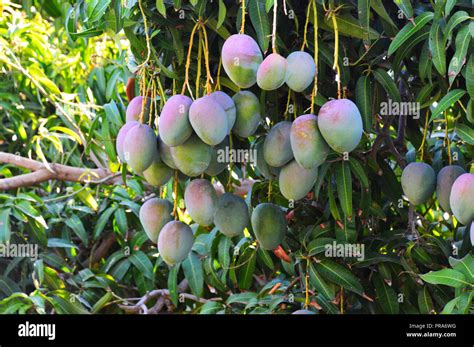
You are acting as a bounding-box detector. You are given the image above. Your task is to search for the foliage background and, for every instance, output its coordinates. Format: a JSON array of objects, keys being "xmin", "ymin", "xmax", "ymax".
[{"xmin": 0, "ymin": 0, "xmax": 472, "ymax": 314}]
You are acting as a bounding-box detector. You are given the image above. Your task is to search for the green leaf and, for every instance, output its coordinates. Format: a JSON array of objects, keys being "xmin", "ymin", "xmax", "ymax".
[
  {"xmin": 466, "ymin": 55, "xmax": 474, "ymax": 99},
  {"xmin": 418, "ymin": 286, "xmax": 434, "ymax": 314},
  {"xmin": 394, "ymin": 0, "xmax": 413, "ymax": 19},
  {"xmin": 129, "ymin": 251, "xmax": 154, "ymax": 280},
  {"xmin": 429, "ymin": 89, "xmax": 466, "ymax": 123},
  {"xmin": 420, "ymin": 268, "xmax": 470, "ymax": 288},
  {"xmin": 448, "ymin": 24, "xmax": 470, "ymax": 85},
  {"xmin": 355, "ymin": 75, "xmax": 373, "ymax": 131},
  {"xmin": 419, "ymin": 41, "xmax": 432, "ymax": 83},
  {"xmin": 156, "ymin": 0, "xmax": 167, "ymax": 18},
  {"xmin": 335, "ymin": 161, "xmax": 352, "ymax": 218},
  {"xmin": 370, "ymin": 0, "xmax": 397, "ymax": 31},
  {"xmin": 257, "ymin": 247, "xmax": 274, "ymax": 270},
  {"xmin": 167, "ymin": 264, "xmax": 180, "ymax": 306},
  {"xmin": 307, "ymin": 238, "xmax": 334, "ymax": 256},
  {"xmin": 105, "ymin": 69, "xmax": 121, "ymax": 101},
  {"xmin": 227, "ymin": 292, "xmax": 258, "ymax": 305},
  {"xmin": 47, "ymin": 238, "xmax": 78, "ymax": 249},
  {"xmin": 387, "ymin": 12, "xmax": 433, "ymax": 56},
  {"xmin": 357, "ymin": 0, "xmax": 370, "ymax": 44},
  {"xmin": 373, "ymin": 68, "xmax": 401, "ymax": 102},
  {"xmin": 445, "ymin": 11, "xmax": 470, "ymax": 42},
  {"xmin": 315, "ymin": 259, "xmax": 364, "ymax": 295},
  {"xmin": 373, "ymin": 274, "xmax": 399, "ymax": 314},
  {"xmin": 429, "ymin": 19, "xmax": 446, "ymax": 75},
  {"xmin": 114, "ymin": 208, "xmax": 128, "ymax": 236},
  {"xmin": 449, "ymin": 255, "xmax": 474, "ymax": 283},
  {"xmin": 216, "ymin": 0, "xmax": 226, "ymax": 29},
  {"xmin": 328, "ymin": 179, "xmax": 342, "ymax": 221},
  {"xmin": 91, "ymin": 292, "xmax": 113, "ymax": 313},
  {"xmin": 0, "ymin": 209, "xmax": 11, "ymax": 244},
  {"xmin": 237, "ymin": 246, "xmax": 257, "ymax": 290},
  {"xmin": 249, "ymin": 0, "xmax": 270, "ymax": 52},
  {"xmin": 309, "ymin": 261, "xmax": 335, "ymax": 300},
  {"xmin": 319, "ymin": 13, "xmax": 380, "ymax": 40},
  {"xmin": 65, "ymin": 214, "xmax": 89, "ymax": 247},
  {"xmin": 93, "ymin": 206, "xmax": 117, "ymax": 240},
  {"xmin": 349, "ymin": 157, "xmax": 369, "ymax": 188},
  {"xmin": 456, "ymin": 123, "xmax": 474, "ymax": 145},
  {"xmin": 86, "ymin": 0, "xmax": 111, "ymax": 23},
  {"xmin": 183, "ymin": 252, "xmax": 204, "ymax": 297}
]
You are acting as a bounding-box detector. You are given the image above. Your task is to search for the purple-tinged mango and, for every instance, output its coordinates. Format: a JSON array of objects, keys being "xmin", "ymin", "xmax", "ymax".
[
  {"xmin": 221, "ymin": 34, "xmax": 263, "ymax": 88},
  {"xmin": 158, "ymin": 221, "xmax": 194, "ymax": 266},
  {"xmin": 126, "ymin": 96, "xmax": 151, "ymax": 122},
  {"xmin": 279, "ymin": 160, "xmax": 318, "ymax": 201},
  {"xmin": 401, "ymin": 162, "xmax": 436, "ymax": 205},
  {"xmin": 450, "ymin": 173, "xmax": 474, "ymax": 225},
  {"xmin": 285, "ymin": 51, "xmax": 316, "ymax": 92},
  {"xmin": 257, "ymin": 53, "xmax": 288, "ymax": 91},
  {"xmin": 205, "ymin": 136, "xmax": 229, "ymax": 176},
  {"xmin": 290, "ymin": 114, "xmax": 329, "ymax": 169},
  {"xmin": 255, "ymin": 140, "xmax": 280, "ymax": 180},
  {"xmin": 318, "ymin": 99, "xmax": 363, "ymax": 153},
  {"xmin": 263, "ymin": 121, "xmax": 293, "ymax": 167},
  {"xmin": 251, "ymin": 203, "xmax": 286, "ymax": 250},
  {"xmin": 143, "ymin": 156, "xmax": 173, "ymax": 187},
  {"xmin": 211, "ymin": 91, "xmax": 236, "ymax": 133},
  {"xmin": 139, "ymin": 198, "xmax": 173, "ymax": 242},
  {"xmin": 123, "ymin": 124, "xmax": 157, "ymax": 173},
  {"xmin": 170, "ymin": 135, "xmax": 212, "ymax": 177},
  {"xmin": 232, "ymin": 91, "xmax": 261, "ymax": 138},
  {"xmin": 157, "ymin": 136, "xmax": 177, "ymax": 169},
  {"xmin": 184, "ymin": 179, "xmax": 217, "ymax": 226},
  {"xmin": 214, "ymin": 193, "xmax": 249, "ymax": 238},
  {"xmin": 116, "ymin": 121, "xmax": 138, "ymax": 163},
  {"xmin": 159, "ymin": 95, "xmax": 193, "ymax": 147},
  {"xmin": 189, "ymin": 95, "xmax": 228, "ymax": 146},
  {"xmin": 436, "ymin": 165, "xmax": 466, "ymax": 213}
]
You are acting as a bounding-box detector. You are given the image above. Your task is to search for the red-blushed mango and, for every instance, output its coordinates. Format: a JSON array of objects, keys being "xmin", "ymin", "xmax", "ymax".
[
  {"xmin": 285, "ymin": 51, "xmax": 316, "ymax": 92},
  {"xmin": 279, "ymin": 160, "xmax": 318, "ymax": 200},
  {"xmin": 450, "ymin": 173, "xmax": 474, "ymax": 225},
  {"xmin": 139, "ymin": 198, "xmax": 173, "ymax": 242},
  {"xmin": 251, "ymin": 203, "xmax": 286, "ymax": 250},
  {"xmin": 317, "ymin": 99, "xmax": 363, "ymax": 153},
  {"xmin": 126, "ymin": 96, "xmax": 151, "ymax": 122},
  {"xmin": 205, "ymin": 136, "xmax": 229, "ymax": 176},
  {"xmin": 401, "ymin": 162, "xmax": 436, "ymax": 205},
  {"xmin": 255, "ymin": 140, "xmax": 280, "ymax": 180},
  {"xmin": 122, "ymin": 124, "xmax": 157, "ymax": 173},
  {"xmin": 158, "ymin": 95, "xmax": 193, "ymax": 147},
  {"xmin": 184, "ymin": 179, "xmax": 217, "ymax": 226},
  {"xmin": 292, "ymin": 309, "xmax": 316, "ymax": 315},
  {"xmin": 290, "ymin": 114, "xmax": 329, "ymax": 169},
  {"xmin": 157, "ymin": 135, "xmax": 177, "ymax": 169},
  {"xmin": 263, "ymin": 121, "xmax": 293, "ymax": 167},
  {"xmin": 211, "ymin": 91, "xmax": 236, "ymax": 132},
  {"xmin": 116, "ymin": 121, "xmax": 138, "ymax": 163},
  {"xmin": 143, "ymin": 156, "xmax": 173, "ymax": 187},
  {"xmin": 189, "ymin": 95, "xmax": 228, "ymax": 146},
  {"xmin": 170, "ymin": 135, "xmax": 212, "ymax": 177},
  {"xmin": 158, "ymin": 221, "xmax": 194, "ymax": 266},
  {"xmin": 214, "ymin": 193, "xmax": 249, "ymax": 237},
  {"xmin": 257, "ymin": 53, "xmax": 288, "ymax": 91},
  {"xmin": 221, "ymin": 34, "xmax": 263, "ymax": 88},
  {"xmin": 232, "ymin": 91, "xmax": 261, "ymax": 138},
  {"xmin": 436, "ymin": 165, "xmax": 466, "ymax": 213}
]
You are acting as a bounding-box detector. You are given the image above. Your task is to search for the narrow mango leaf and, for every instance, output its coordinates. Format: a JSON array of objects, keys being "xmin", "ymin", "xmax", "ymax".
[
  {"xmin": 419, "ymin": 41, "xmax": 432, "ymax": 83},
  {"xmin": 217, "ymin": 0, "xmax": 226, "ymax": 29},
  {"xmin": 394, "ymin": 0, "xmax": 413, "ymax": 19},
  {"xmin": 183, "ymin": 252, "xmax": 204, "ymax": 297},
  {"xmin": 91, "ymin": 292, "xmax": 113, "ymax": 313},
  {"xmin": 65, "ymin": 214, "xmax": 88, "ymax": 247},
  {"xmin": 429, "ymin": 89, "xmax": 466, "ymax": 123},
  {"xmin": 445, "ymin": 11, "xmax": 470, "ymax": 42},
  {"xmin": 156, "ymin": 0, "xmax": 167, "ymax": 18},
  {"xmin": 445, "ymin": 0, "xmax": 456, "ymax": 17},
  {"xmin": 47, "ymin": 238, "xmax": 78, "ymax": 249},
  {"xmin": 328, "ymin": 179, "xmax": 342, "ymax": 221},
  {"xmin": 105, "ymin": 69, "xmax": 121, "ymax": 101},
  {"xmin": 357, "ymin": 0, "xmax": 370, "ymax": 44},
  {"xmin": 237, "ymin": 246, "xmax": 257, "ymax": 290},
  {"xmin": 349, "ymin": 157, "xmax": 369, "ymax": 188},
  {"xmin": 418, "ymin": 286, "xmax": 434, "ymax": 314},
  {"xmin": 309, "ymin": 262, "xmax": 335, "ymax": 301},
  {"xmin": 49, "ymin": 126, "xmax": 83, "ymax": 145},
  {"xmin": 86, "ymin": 0, "xmax": 111, "ymax": 23},
  {"xmin": 449, "ymin": 255, "xmax": 474, "ymax": 282},
  {"xmin": 448, "ymin": 25, "xmax": 470, "ymax": 85},
  {"xmin": 129, "ymin": 251, "xmax": 154, "ymax": 280},
  {"xmin": 373, "ymin": 274, "xmax": 399, "ymax": 314},
  {"xmin": 455, "ymin": 124, "xmax": 474, "ymax": 145},
  {"xmin": 257, "ymin": 248, "xmax": 274, "ymax": 270},
  {"xmin": 319, "ymin": 13, "xmax": 379, "ymax": 40},
  {"xmin": 249, "ymin": 0, "xmax": 270, "ymax": 52},
  {"xmin": 387, "ymin": 12, "xmax": 433, "ymax": 55},
  {"xmin": 315, "ymin": 259, "xmax": 364, "ymax": 295},
  {"xmin": 167, "ymin": 263, "xmax": 180, "ymax": 306},
  {"xmin": 467, "ymin": 55, "xmax": 474, "ymax": 99},
  {"xmin": 93, "ymin": 206, "xmax": 117, "ymax": 240},
  {"xmin": 355, "ymin": 75, "xmax": 373, "ymax": 131},
  {"xmin": 420, "ymin": 268, "xmax": 470, "ymax": 288},
  {"xmin": 307, "ymin": 237, "xmax": 335, "ymax": 256},
  {"xmin": 429, "ymin": 19, "xmax": 446, "ymax": 75},
  {"xmin": 0, "ymin": 209, "xmax": 11, "ymax": 244},
  {"xmin": 335, "ymin": 161, "xmax": 352, "ymax": 218},
  {"xmin": 370, "ymin": 0, "xmax": 397, "ymax": 30},
  {"xmin": 373, "ymin": 68, "xmax": 401, "ymax": 102}
]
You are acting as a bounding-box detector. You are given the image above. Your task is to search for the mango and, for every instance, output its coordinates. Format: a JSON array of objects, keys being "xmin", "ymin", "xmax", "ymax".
[
  {"xmin": 116, "ymin": 121, "xmax": 138, "ymax": 163},
  {"xmin": 211, "ymin": 91, "xmax": 236, "ymax": 132},
  {"xmin": 157, "ymin": 135, "xmax": 177, "ymax": 169},
  {"xmin": 279, "ymin": 160, "xmax": 318, "ymax": 200},
  {"xmin": 401, "ymin": 162, "xmax": 436, "ymax": 205},
  {"xmin": 221, "ymin": 34, "xmax": 263, "ymax": 88},
  {"xmin": 139, "ymin": 198, "xmax": 173, "ymax": 242},
  {"xmin": 205, "ymin": 136, "xmax": 229, "ymax": 176},
  {"xmin": 122, "ymin": 124, "xmax": 157, "ymax": 173},
  {"xmin": 256, "ymin": 53, "xmax": 288, "ymax": 91},
  {"xmin": 214, "ymin": 193, "xmax": 249, "ymax": 237},
  {"xmin": 170, "ymin": 135, "xmax": 212, "ymax": 177},
  {"xmin": 290, "ymin": 114, "xmax": 329, "ymax": 169},
  {"xmin": 184, "ymin": 179, "xmax": 218, "ymax": 226},
  {"xmin": 255, "ymin": 140, "xmax": 280, "ymax": 180},
  {"xmin": 436, "ymin": 165, "xmax": 465, "ymax": 213},
  {"xmin": 232, "ymin": 91, "xmax": 261, "ymax": 138},
  {"xmin": 317, "ymin": 99, "xmax": 363, "ymax": 153},
  {"xmin": 292, "ymin": 309, "xmax": 316, "ymax": 315},
  {"xmin": 251, "ymin": 203, "xmax": 286, "ymax": 250},
  {"xmin": 285, "ymin": 51, "xmax": 316, "ymax": 92},
  {"xmin": 158, "ymin": 221, "xmax": 194, "ymax": 266},
  {"xmin": 126, "ymin": 96, "xmax": 151, "ymax": 122},
  {"xmin": 158, "ymin": 94, "xmax": 193, "ymax": 147},
  {"xmin": 189, "ymin": 95, "xmax": 228, "ymax": 146},
  {"xmin": 263, "ymin": 121, "xmax": 293, "ymax": 167},
  {"xmin": 143, "ymin": 156, "xmax": 173, "ymax": 187},
  {"xmin": 450, "ymin": 173, "xmax": 474, "ymax": 225}
]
